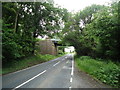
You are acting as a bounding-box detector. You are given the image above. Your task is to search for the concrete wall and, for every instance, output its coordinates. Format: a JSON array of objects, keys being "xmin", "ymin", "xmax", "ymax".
[{"xmin": 36, "ymin": 39, "xmax": 57, "ymax": 55}]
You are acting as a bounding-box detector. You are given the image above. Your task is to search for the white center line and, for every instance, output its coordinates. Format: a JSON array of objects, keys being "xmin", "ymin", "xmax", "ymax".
[
  {"xmin": 66, "ymin": 61, "xmax": 69, "ymax": 64},
  {"xmin": 71, "ymin": 60, "xmax": 74, "ymax": 76},
  {"xmin": 69, "ymin": 54, "xmax": 74, "ymax": 89},
  {"xmin": 53, "ymin": 61, "xmax": 60, "ymax": 67},
  {"xmin": 69, "ymin": 86, "xmax": 71, "ymax": 90},
  {"xmin": 70, "ymin": 77, "xmax": 73, "ymax": 83},
  {"xmin": 12, "ymin": 70, "xmax": 46, "ymax": 90}
]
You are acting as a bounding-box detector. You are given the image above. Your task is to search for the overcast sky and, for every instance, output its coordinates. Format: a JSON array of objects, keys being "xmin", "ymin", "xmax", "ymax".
[{"xmin": 54, "ymin": 0, "xmax": 112, "ymax": 12}]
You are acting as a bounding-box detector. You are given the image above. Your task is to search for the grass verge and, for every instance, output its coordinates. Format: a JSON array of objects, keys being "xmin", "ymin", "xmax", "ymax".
[
  {"xmin": 2, "ymin": 54, "xmax": 65, "ymax": 75},
  {"xmin": 75, "ymin": 56, "xmax": 120, "ymax": 88}
]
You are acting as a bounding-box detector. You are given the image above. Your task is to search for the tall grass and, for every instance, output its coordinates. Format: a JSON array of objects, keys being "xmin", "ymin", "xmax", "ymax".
[{"xmin": 75, "ymin": 56, "xmax": 120, "ymax": 88}]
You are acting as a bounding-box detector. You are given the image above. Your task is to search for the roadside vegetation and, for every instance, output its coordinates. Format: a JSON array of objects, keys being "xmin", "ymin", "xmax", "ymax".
[
  {"xmin": 2, "ymin": 0, "xmax": 120, "ymax": 88},
  {"xmin": 61, "ymin": 0, "xmax": 120, "ymax": 88},
  {"xmin": 62, "ymin": 1, "xmax": 120, "ymax": 61},
  {"xmin": 2, "ymin": 54, "xmax": 64, "ymax": 75},
  {"xmin": 75, "ymin": 56, "xmax": 120, "ymax": 88},
  {"xmin": 2, "ymin": 2, "xmax": 67, "ymax": 75}
]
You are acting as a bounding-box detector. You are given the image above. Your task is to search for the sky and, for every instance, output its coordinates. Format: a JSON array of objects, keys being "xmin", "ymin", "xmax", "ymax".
[{"xmin": 54, "ymin": 0, "xmax": 112, "ymax": 12}]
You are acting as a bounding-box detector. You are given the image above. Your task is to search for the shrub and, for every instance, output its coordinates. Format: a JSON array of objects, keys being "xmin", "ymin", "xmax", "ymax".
[
  {"xmin": 76, "ymin": 56, "xmax": 120, "ymax": 88},
  {"xmin": 93, "ymin": 63, "xmax": 120, "ymax": 87}
]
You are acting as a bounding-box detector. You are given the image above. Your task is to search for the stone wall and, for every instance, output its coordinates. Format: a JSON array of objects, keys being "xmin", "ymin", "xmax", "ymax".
[{"xmin": 36, "ymin": 39, "xmax": 57, "ymax": 55}]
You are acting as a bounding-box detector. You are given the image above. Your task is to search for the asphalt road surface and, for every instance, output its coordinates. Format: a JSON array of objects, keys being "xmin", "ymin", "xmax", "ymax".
[{"xmin": 2, "ymin": 54, "xmax": 110, "ymax": 89}]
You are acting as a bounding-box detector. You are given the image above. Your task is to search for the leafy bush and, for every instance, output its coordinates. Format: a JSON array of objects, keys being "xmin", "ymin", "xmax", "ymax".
[
  {"xmin": 76, "ymin": 56, "xmax": 120, "ymax": 88},
  {"xmin": 2, "ymin": 22, "xmax": 35, "ymax": 64},
  {"xmin": 93, "ymin": 63, "xmax": 120, "ymax": 87},
  {"xmin": 2, "ymin": 24, "xmax": 23, "ymax": 63}
]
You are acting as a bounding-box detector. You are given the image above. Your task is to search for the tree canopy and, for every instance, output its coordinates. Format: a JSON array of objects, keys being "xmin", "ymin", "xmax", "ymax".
[
  {"xmin": 2, "ymin": 2, "xmax": 64, "ymax": 64},
  {"xmin": 2, "ymin": 1, "xmax": 120, "ymax": 64},
  {"xmin": 62, "ymin": 1, "xmax": 120, "ymax": 61}
]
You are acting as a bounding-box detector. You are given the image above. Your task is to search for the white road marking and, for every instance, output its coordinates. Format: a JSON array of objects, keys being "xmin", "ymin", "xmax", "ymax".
[
  {"xmin": 71, "ymin": 55, "xmax": 74, "ymax": 76},
  {"xmin": 69, "ymin": 86, "xmax": 71, "ymax": 89},
  {"xmin": 12, "ymin": 70, "xmax": 46, "ymax": 90},
  {"xmin": 53, "ymin": 61, "xmax": 60, "ymax": 67},
  {"xmin": 71, "ymin": 70, "xmax": 73, "ymax": 76},
  {"xmin": 69, "ymin": 54, "xmax": 74, "ymax": 89},
  {"xmin": 66, "ymin": 61, "xmax": 69, "ymax": 63},
  {"xmin": 6, "ymin": 56, "xmax": 63, "ymax": 76},
  {"xmin": 70, "ymin": 77, "xmax": 73, "ymax": 83},
  {"xmin": 71, "ymin": 61, "xmax": 74, "ymax": 76},
  {"xmin": 63, "ymin": 66, "xmax": 72, "ymax": 69}
]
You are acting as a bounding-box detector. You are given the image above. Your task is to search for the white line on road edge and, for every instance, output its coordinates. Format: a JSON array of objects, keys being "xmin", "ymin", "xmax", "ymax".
[
  {"xmin": 53, "ymin": 61, "xmax": 60, "ymax": 67},
  {"xmin": 12, "ymin": 70, "xmax": 46, "ymax": 90}
]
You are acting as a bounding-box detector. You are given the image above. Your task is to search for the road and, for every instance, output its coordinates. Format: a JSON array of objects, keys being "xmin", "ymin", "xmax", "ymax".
[{"xmin": 2, "ymin": 54, "xmax": 110, "ymax": 89}]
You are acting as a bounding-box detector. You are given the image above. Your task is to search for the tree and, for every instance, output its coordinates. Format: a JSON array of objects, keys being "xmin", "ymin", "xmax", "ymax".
[
  {"xmin": 2, "ymin": 2, "xmax": 63, "ymax": 64},
  {"xmin": 62, "ymin": 4, "xmax": 104, "ymax": 56},
  {"xmin": 90, "ymin": 1, "xmax": 120, "ymax": 60}
]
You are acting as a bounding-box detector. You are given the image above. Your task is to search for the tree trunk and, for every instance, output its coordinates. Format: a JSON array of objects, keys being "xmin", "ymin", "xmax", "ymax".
[{"xmin": 14, "ymin": 11, "xmax": 19, "ymax": 33}]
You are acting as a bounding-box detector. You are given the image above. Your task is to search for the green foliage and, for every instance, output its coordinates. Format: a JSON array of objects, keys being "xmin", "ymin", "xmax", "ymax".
[
  {"xmin": 76, "ymin": 56, "xmax": 120, "ymax": 88},
  {"xmin": 2, "ymin": 2, "xmax": 63, "ymax": 64},
  {"xmin": 92, "ymin": 1, "xmax": 120, "ymax": 60},
  {"xmin": 2, "ymin": 23, "xmax": 23, "ymax": 62},
  {"xmin": 62, "ymin": 1, "xmax": 120, "ymax": 60},
  {"xmin": 2, "ymin": 54, "xmax": 58, "ymax": 74},
  {"xmin": 93, "ymin": 65, "xmax": 120, "ymax": 87},
  {"xmin": 2, "ymin": 22, "xmax": 34, "ymax": 64},
  {"xmin": 63, "ymin": 30, "xmax": 95, "ymax": 56},
  {"xmin": 62, "ymin": 4, "xmax": 104, "ymax": 56},
  {"xmin": 77, "ymin": 4, "xmax": 105, "ymax": 25},
  {"xmin": 72, "ymin": 2, "xmax": 120, "ymax": 87},
  {"xmin": 58, "ymin": 46, "xmax": 66, "ymax": 54}
]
